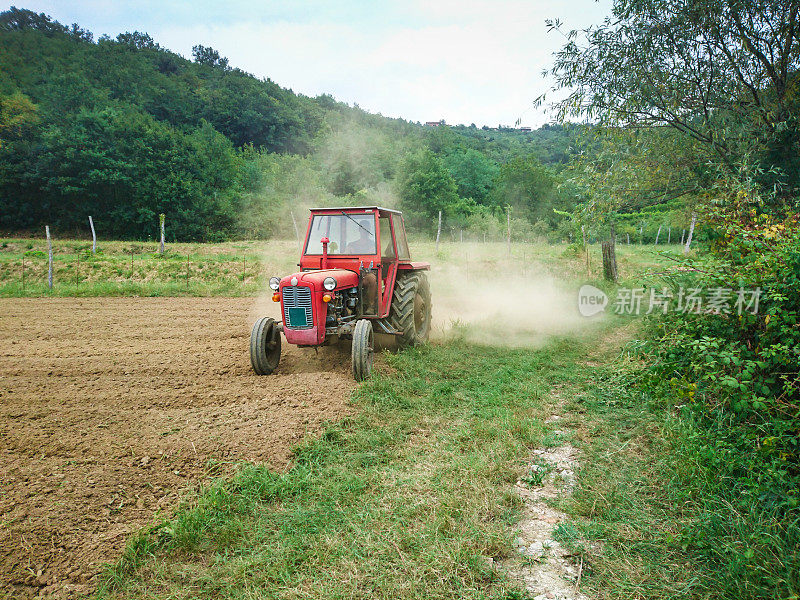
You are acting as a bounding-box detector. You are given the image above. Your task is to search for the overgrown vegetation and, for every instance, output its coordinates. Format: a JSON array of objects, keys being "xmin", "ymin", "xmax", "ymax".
[
  {"xmin": 557, "ymin": 331, "xmax": 799, "ymax": 599},
  {"xmin": 545, "ymin": 1, "xmax": 800, "ymax": 597}
]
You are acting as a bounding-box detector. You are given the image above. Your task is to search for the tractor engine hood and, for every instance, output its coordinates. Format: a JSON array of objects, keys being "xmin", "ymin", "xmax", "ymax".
[{"xmin": 279, "ymin": 268, "xmax": 359, "ymax": 291}]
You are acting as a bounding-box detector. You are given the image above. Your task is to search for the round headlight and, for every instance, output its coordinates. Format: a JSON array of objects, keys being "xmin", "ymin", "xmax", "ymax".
[
  {"xmin": 269, "ymin": 277, "xmax": 280, "ymax": 291},
  {"xmin": 323, "ymin": 276, "xmax": 337, "ymax": 291}
]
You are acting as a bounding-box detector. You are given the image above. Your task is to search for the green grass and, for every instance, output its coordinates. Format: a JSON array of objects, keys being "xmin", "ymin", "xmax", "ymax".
[
  {"xmin": 96, "ymin": 330, "xmax": 612, "ymax": 599},
  {"xmin": 0, "ymin": 236, "xmax": 690, "ymax": 297},
  {"xmin": 0, "ymin": 238, "xmax": 300, "ymax": 297},
  {"xmin": 551, "ymin": 339, "xmax": 800, "ymax": 600},
  {"xmin": 99, "ymin": 318, "xmax": 800, "ymax": 599}
]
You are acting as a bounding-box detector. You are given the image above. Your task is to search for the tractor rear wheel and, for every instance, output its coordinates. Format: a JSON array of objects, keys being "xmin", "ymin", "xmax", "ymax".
[
  {"xmin": 351, "ymin": 319, "xmax": 374, "ymax": 381},
  {"xmin": 384, "ymin": 271, "xmax": 431, "ymax": 346},
  {"xmin": 250, "ymin": 317, "xmax": 281, "ymax": 375}
]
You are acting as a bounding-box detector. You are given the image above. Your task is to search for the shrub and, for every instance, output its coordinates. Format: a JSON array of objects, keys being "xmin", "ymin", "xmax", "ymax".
[{"xmin": 640, "ymin": 198, "xmax": 799, "ymax": 596}]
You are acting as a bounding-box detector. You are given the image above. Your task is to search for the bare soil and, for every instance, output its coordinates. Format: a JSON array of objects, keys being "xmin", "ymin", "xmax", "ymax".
[{"xmin": 0, "ymin": 297, "xmax": 355, "ymax": 599}]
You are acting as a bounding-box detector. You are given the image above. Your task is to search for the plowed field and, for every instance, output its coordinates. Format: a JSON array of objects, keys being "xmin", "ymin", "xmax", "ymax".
[{"xmin": 0, "ymin": 297, "xmax": 355, "ymax": 598}]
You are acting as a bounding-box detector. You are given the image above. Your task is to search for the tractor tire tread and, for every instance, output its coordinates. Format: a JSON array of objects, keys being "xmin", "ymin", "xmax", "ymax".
[
  {"xmin": 382, "ymin": 271, "xmax": 431, "ymax": 347},
  {"xmin": 250, "ymin": 316, "xmax": 280, "ymax": 375},
  {"xmin": 352, "ymin": 319, "xmax": 373, "ymax": 381}
]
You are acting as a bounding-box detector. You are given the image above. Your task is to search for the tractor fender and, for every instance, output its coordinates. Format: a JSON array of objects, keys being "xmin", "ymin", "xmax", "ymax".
[{"xmin": 397, "ymin": 261, "xmax": 431, "ymax": 271}]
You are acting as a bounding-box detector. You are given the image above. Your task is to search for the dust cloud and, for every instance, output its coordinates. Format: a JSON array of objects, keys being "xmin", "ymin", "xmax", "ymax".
[
  {"xmin": 427, "ymin": 261, "xmax": 595, "ymax": 348},
  {"xmin": 249, "ymin": 242, "xmax": 599, "ymax": 350}
]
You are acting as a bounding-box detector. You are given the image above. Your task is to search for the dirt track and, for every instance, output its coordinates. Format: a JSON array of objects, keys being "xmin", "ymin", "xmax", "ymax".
[{"xmin": 0, "ymin": 297, "xmax": 355, "ymax": 598}]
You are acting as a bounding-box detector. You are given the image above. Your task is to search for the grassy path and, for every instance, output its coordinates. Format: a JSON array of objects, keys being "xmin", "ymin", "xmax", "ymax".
[{"xmin": 98, "ymin": 326, "xmax": 624, "ymax": 599}]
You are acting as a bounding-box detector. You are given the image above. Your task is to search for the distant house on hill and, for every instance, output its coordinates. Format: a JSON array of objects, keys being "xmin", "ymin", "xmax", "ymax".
[
  {"xmin": 425, "ymin": 119, "xmax": 446, "ymax": 127},
  {"xmin": 519, "ymin": 126, "xmax": 532, "ymax": 132}
]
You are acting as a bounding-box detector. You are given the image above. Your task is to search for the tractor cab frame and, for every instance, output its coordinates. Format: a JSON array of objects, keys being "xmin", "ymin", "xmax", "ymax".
[{"xmin": 300, "ymin": 207, "xmax": 429, "ymax": 320}]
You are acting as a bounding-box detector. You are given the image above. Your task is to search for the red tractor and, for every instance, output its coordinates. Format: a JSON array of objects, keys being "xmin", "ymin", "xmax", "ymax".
[{"xmin": 250, "ymin": 206, "xmax": 432, "ymax": 380}]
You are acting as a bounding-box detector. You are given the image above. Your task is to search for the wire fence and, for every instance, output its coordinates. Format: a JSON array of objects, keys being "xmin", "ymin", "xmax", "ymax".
[{"xmin": 0, "ymin": 248, "xmax": 274, "ymax": 294}]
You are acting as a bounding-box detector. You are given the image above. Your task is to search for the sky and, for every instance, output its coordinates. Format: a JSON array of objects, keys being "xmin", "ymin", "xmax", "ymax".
[{"xmin": 6, "ymin": 0, "xmax": 614, "ymax": 127}]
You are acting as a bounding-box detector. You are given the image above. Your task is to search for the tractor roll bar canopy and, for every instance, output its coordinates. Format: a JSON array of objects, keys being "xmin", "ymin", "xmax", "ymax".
[{"xmin": 309, "ymin": 206, "xmax": 402, "ymax": 214}]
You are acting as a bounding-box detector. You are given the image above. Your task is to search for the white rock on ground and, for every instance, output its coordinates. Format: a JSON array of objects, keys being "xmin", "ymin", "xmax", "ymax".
[{"xmin": 499, "ymin": 440, "xmax": 589, "ymax": 600}]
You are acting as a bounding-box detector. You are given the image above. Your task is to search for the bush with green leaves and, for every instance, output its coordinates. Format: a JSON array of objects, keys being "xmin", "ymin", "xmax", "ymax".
[{"xmin": 639, "ymin": 197, "xmax": 799, "ymax": 595}]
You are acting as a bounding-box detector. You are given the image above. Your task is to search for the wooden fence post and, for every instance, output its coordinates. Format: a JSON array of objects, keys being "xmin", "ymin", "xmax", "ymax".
[
  {"xmin": 506, "ymin": 206, "xmax": 511, "ymax": 255},
  {"xmin": 21, "ymin": 255, "xmax": 25, "ymax": 291},
  {"xmin": 684, "ymin": 213, "xmax": 697, "ymax": 255},
  {"xmin": 290, "ymin": 211, "xmax": 301, "ymax": 251},
  {"xmin": 655, "ymin": 225, "xmax": 662, "ymax": 245},
  {"xmin": 667, "ymin": 227, "xmax": 671, "ymax": 244},
  {"xmin": 436, "ymin": 210, "xmax": 442, "ymax": 252},
  {"xmin": 88, "ymin": 216, "xmax": 96, "ymax": 254},
  {"xmin": 602, "ymin": 241, "xmax": 617, "ymax": 282},
  {"xmin": 159, "ymin": 214, "xmax": 165, "ymax": 255},
  {"xmin": 602, "ymin": 222, "xmax": 618, "ymax": 282},
  {"xmin": 46, "ymin": 225, "xmax": 53, "ymax": 290},
  {"xmin": 681, "ymin": 229, "xmax": 685, "ymax": 245},
  {"xmin": 581, "ymin": 225, "xmax": 590, "ymax": 277}
]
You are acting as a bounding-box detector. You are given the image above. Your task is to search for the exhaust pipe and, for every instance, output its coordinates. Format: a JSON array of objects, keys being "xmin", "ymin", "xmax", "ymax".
[{"xmin": 321, "ymin": 237, "xmax": 329, "ymax": 269}]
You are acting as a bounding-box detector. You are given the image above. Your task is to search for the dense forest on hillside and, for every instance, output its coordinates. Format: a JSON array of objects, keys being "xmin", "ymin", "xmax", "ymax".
[{"xmin": 0, "ymin": 7, "xmax": 616, "ymax": 241}]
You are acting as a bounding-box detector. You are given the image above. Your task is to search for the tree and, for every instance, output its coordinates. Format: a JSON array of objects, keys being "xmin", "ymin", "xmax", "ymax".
[
  {"xmin": 491, "ymin": 155, "xmax": 565, "ymax": 224},
  {"xmin": 116, "ymin": 31, "xmax": 159, "ymax": 50},
  {"xmin": 0, "ymin": 91, "xmax": 39, "ymax": 146},
  {"xmin": 1, "ymin": 106, "xmax": 241, "ymax": 239},
  {"xmin": 0, "ymin": 6, "xmax": 67, "ymax": 35},
  {"xmin": 398, "ymin": 149, "xmax": 461, "ymax": 224},
  {"xmin": 547, "ymin": 0, "xmax": 800, "ymax": 205},
  {"xmin": 443, "ymin": 149, "xmax": 499, "ymax": 206},
  {"xmin": 192, "ymin": 44, "xmax": 230, "ymax": 70}
]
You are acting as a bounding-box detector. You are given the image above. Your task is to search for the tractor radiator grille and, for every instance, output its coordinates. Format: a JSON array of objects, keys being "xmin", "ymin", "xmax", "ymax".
[{"xmin": 282, "ymin": 286, "xmax": 313, "ymax": 329}]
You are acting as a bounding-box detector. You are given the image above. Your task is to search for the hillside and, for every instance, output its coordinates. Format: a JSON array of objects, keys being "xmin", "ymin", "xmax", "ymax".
[{"xmin": 0, "ymin": 7, "xmax": 583, "ymax": 241}]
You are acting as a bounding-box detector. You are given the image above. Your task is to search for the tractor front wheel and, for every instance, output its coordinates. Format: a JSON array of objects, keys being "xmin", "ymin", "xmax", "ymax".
[
  {"xmin": 250, "ymin": 317, "xmax": 281, "ymax": 375},
  {"xmin": 384, "ymin": 271, "xmax": 432, "ymax": 347},
  {"xmin": 351, "ymin": 319, "xmax": 374, "ymax": 381}
]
